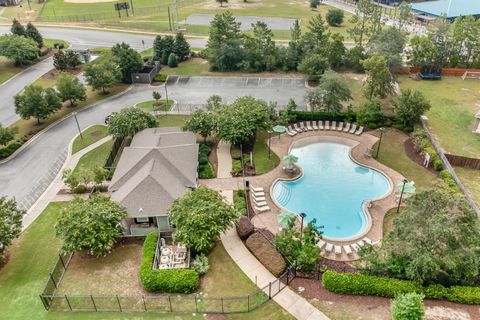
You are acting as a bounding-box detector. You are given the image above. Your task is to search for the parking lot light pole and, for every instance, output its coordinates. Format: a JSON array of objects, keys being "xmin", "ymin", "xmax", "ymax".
[
  {"xmin": 375, "ymin": 127, "xmax": 385, "ymax": 159},
  {"xmin": 72, "ymin": 112, "xmax": 83, "ymax": 140}
]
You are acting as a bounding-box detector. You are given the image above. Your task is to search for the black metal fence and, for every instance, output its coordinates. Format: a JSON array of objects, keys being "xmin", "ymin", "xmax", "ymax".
[
  {"xmin": 103, "ymin": 137, "xmax": 124, "ymax": 172},
  {"xmin": 39, "ymin": 251, "xmax": 295, "ymax": 313}
]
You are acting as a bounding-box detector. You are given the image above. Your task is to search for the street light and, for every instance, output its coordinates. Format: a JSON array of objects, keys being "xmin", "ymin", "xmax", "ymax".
[
  {"xmin": 72, "ymin": 112, "xmax": 83, "ymax": 140},
  {"xmin": 299, "ymin": 212, "xmax": 307, "ymax": 242},
  {"xmin": 396, "ymin": 179, "xmax": 408, "ymax": 213},
  {"xmin": 268, "ymin": 130, "xmax": 272, "ymax": 160},
  {"xmin": 375, "ymin": 127, "xmax": 385, "ymax": 159}
]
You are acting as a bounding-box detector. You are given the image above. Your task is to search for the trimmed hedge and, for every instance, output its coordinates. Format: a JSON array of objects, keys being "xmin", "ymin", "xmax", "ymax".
[
  {"xmin": 291, "ymin": 111, "xmax": 357, "ymax": 122},
  {"xmin": 322, "ymin": 271, "xmax": 480, "ymax": 305},
  {"xmin": 233, "ymin": 190, "xmax": 247, "ymax": 215},
  {"xmin": 140, "ymin": 232, "xmax": 199, "ymax": 293},
  {"xmin": 198, "ymin": 143, "xmax": 215, "ymax": 179},
  {"xmin": 245, "ymin": 232, "xmax": 286, "ymax": 277}
]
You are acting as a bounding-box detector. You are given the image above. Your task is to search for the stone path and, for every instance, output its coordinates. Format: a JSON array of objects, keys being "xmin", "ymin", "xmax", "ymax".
[{"xmin": 217, "ymin": 140, "xmax": 330, "ymax": 320}]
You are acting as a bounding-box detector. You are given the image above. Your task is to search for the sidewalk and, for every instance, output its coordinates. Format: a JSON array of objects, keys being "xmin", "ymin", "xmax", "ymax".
[
  {"xmin": 217, "ymin": 139, "xmax": 329, "ymax": 320},
  {"xmin": 22, "ymin": 135, "xmax": 112, "ymax": 231}
]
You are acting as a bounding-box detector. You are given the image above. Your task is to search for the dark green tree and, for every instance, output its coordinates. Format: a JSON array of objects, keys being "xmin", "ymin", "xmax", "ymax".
[
  {"xmin": 285, "ymin": 19, "xmax": 303, "ymax": 71},
  {"xmin": 14, "ymin": 85, "xmax": 62, "ymax": 124},
  {"xmin": 10, "ymin": 19, "xmax": 25, "ymax": 37},
  {"xmin": 56, "ymin": 72, "xmax": 87, "ymax": 107},
  {"xmin": 361, "ymin": 54, "xmax": 393, "ymax": 99},
  {"xmin": 242, "ymin": 21, "xmax": 277, "ymax": 72},
  {"xmin": 0, "ymin": 34, "xmax": 39, "ymax": 66},
  {"xmin": 0, "ymin": 125, "xmax": 17, "ymax": 146},
  {"xmin": 65, "ymin": 51, "xmax": 82, "ymax": 69},
  {"xmin": 107, "ymin": 106, "xmax": 159, "ymax": 138},
  {"xmin": 298, "ymin": 54, "xmax": 329, "ymax": 81},
  {"xmin": 160, "ymin": 35, "xmax": 175, "ymax": 65},
  {"xmin": 348, "ymin": 0, "xmax": 382, "ymax": 46},
  {"xmin": 368, "ymin": 27, "xmax": 406, "ymax": 67},
  {"xmin": 182, "ymin": 109, "xmax": 217, "ymax": 142},
  {"xmin": 317, "ymin": 69, "xmax": 351, "ymax": 113},
  {"xmin": 346, "ymin": 45, "xmax": 367, "ymax": 72},
  {"xmin": 310, "ymin": 0, "xmax": 320, "ymax": 9},
  {"xmin": 216, "ymin": 0, "xmax": 228, "ymax": 7},
  {"xmin": 327, "ymin": 33, "xmax": 346, "ymax": 69},
  {"xmin": 394, "ymin": 89, "xmax": 431, "ymax": 128},
  {"xmin": 53, "ymin": 50, "xmax": 67, "ymax": 70},
  {"xmin": 153, "ymin": 35, "xmax": 164, "ymax": 60},
  {"xmin": 303, "ymin": 14, "xmax": 329, "ymax": 54},
  {"xmin": 167, "ymin": 52, "xmax": 178, "ymax": 67},
  {"xmin": 173, "ymin": 32, "xmax": 190, "ymax": 61},
  {"xmin": 84, "ymin": 59, "xmax": 121, "ymax": 94},
  {"xmin": 326, "ymin": 9, "xmax": 344, "ymax": 26},
  {"xmin": 111, "ymin": 42, "xmax": 143, "ymax": 83},
  {"xmin": 0, "ymin": 197, "xmax": 25, "ymax": 262},
  {"xmin": 25, "ymin": 23, "xmax": 43, "ymax": 48},
  {"xmin": 356, "ymin": 99, "xmax": 384, "ymax": 126}
]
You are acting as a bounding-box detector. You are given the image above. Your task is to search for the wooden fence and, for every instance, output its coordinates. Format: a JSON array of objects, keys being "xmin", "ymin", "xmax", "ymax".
[
  {"xmin": 409, "ymin": 67, "xmax": 480, "ymax": 77},
  {"xmin": 445, "ymin": 154, "xmax": 480, "ymax": 170}
]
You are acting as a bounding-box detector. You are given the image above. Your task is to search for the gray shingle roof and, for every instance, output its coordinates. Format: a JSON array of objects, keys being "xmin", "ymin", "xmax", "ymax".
[{"xmin": 109, "ymin": 127, "xmax": 198, "ymax": 218}]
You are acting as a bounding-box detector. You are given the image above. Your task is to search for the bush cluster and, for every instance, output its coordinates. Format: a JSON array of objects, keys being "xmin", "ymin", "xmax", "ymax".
[
  {"xmin": 231, "ymin": 153, "xmax": 251, "ymax": 177},
  {"xmin": 0, "ymin": 137, "xmax": 26, "ymax": 159},
  {"xmin": 191, "ymin": 254, "xmax": 210, "ymax": 275},
  {"xmin": 236, "ymin": 216, "xmax": 254, "ymax": 240},
  {"xmin": 233, "ymin": 190, "xmax": 247, "ymax": 216},
  {"xmin": 154, "ymin": 73, "xmax": 168, "ymax": 82},
  {"xmin": 322, "ymin": 271, "xmax": 480, "ymax": 305},
  {"xmin": 290, "ymin": 110, "xmax": 357, "ymax": 123},
  {"xmin": 198, "ymin": 143, "xmax": 215, "ymax": 179},
  {"xmin": 245, "ymin": 232, "xmax": 286, "ymax": 277},
  {"xmin": 140, "ymin": 232, "xmax": 199, "ymax": 293},
  {"xmin": 410, "ymin": 129, "xmax": 443, "ymax": 171}
]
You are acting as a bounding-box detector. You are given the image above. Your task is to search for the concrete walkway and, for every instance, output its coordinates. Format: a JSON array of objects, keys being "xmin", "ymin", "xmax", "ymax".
[
  {"xmin": 22, "ymin": 135, "xmax": 112, "ymax": 231},
  {"xmin": 217, "ymin": 140, "xmax": 329, "ymax": 320}
]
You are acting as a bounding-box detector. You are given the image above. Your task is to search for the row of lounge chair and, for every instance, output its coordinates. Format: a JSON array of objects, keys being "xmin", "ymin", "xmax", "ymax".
[
  {"xmin": 286, "ymin": 121, "xmax": 364, "ymax": 137},
  {"xmin": 251, "ymin": 186, "xmax": 270, "ymax": 212},
  {"xmin": 317, "ymin": 237, "xmax": 380, "ymax": 256}
]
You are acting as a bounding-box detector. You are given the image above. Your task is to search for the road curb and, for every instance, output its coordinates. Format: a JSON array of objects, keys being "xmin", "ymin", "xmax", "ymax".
[{"xmin": 0, "ymin": 85, "xmax": 133, "ymax": 165}]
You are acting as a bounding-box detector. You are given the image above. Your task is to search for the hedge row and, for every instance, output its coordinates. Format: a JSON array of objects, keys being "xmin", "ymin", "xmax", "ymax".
[
  {"xmin": 0, "ymin": 136, "xmax": 28, "ymax": 159},
  {"xmin": 198, "ymin": 143, "xmax": 215, "ymax": 179},
  {"xmin": 411, "ymin": 129, "xmax": 443, "ymax": 171},
  {"xmin": 322, "ymin": 271, "xmax": 480, "ymax": 305},
  {"xmin": 140, "ymin": 232, "xmax": 199, "ymax": 293},
  {"xmin": 290, "ymin": 111, "xmax": 357, "ymax": 122}
]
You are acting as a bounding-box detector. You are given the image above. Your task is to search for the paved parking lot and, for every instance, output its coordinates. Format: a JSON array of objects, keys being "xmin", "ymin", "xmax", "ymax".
[{"xmin": 180, "ymin": 14, "xmax": 298, "ymax": 31}]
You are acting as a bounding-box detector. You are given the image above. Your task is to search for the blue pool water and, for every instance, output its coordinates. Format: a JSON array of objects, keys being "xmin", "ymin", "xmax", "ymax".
[{"xmin": 272, "ymin": 142, "xmax": 390, "ymax": 239}]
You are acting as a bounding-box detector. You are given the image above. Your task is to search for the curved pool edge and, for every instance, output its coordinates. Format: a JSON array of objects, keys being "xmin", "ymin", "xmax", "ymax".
[{"xmin": 269, "ymin": 135, "xmax": 394, "ymax": 243}]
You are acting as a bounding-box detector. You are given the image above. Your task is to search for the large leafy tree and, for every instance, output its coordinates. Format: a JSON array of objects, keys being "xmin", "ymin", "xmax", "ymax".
[
  {"xmin": 361, "ymin": 54, "xmax": 394, "ymax": 99},
  {"xmin": 348, "ymin": 0, "xmax": 382, "ymax": 46},
  {"xmin": 169, "ymin": 186, "xmax": 240, "ymax": 253},
  {"xmin": 107, "ymin": 106, "xmax": 159, "ymax": 138},
  {"xmin": 216, "ymin": 96, "xmax": 271, "ymax": 145},
  {"xmin": 182, "ymin": 109, "xmax": 216, "ymax": 142},
  {"xmin": 298, "ymin": 54, "xmax": 329, "ymax": 82},
  {"xmin": 84, "ymin": 58, "xmax": 121, "ymax": 94},
  {"xmin": 356, "ymin": 99, "xmax": 384, "ymax": 125},
  {"xmin": 326, "ymin": 9, "xmax": 344, "ymax": 27},
  {"xmin": 55, "ymin": 195, "xmax": 127, "ymax": 257},
  {"xmin": 394, "ymin": 89, "xmax": 431, "ymax": 128},
  {"xmin": 305, "ymin": 87, "xmax": 326, "ymax": 112},
  {"xmin": 111, "ymin": 42, "xmax": 143, "ymax": 83},
  {"xmin": 0, "ymin": 125, "xmax": 18, "ymax": 146},
  {"xmin": 317, "ymin": 70, "xmax": 351, "ymax": 113},
  {"xmin": 173, "ymin": 32, "xmax": 190, "ymax": 61},
  {"xmin": 14, "ymin": 85, "xmax": 62, "ymax": 124},
  {"xmin": 367, "ymin": 27, "xmax": 406, "ymax": 68},
  {"xmin": 53, "ymin": 50, "xmax": 68, "ymax": 71},
  {"xmin": 407, "ymin": 35, "xmax": 437, "ymax": 67},
  {"xmin": 242, "ymin": 21, "xmax": 277, "ymax": 72},
  {"xmin": 327, "ymin": 33, "xmax": 346, "ymax": 70},
  {"xmin": 56, "ymin": 72, "xmax": 87, "ymax": 107},
  {"xmin": 0, "ymin": 34, "xmax": 39, "ymax": 66},
  {"xmin": 360, "ymin": 189, "xmax": 480, "ymax": 286},
  {"xmin": 25, "ymin": 23, "xmax": 43, "ymax": 48},
  {"xmin": 0, "ymin": 197, "xmax": 25, "ymax": 262}
]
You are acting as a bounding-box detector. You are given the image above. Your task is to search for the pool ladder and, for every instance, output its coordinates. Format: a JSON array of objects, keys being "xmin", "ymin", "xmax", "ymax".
[{"xmin": 276, "ymin": 184, "xmax": 292, "ymax": 206}]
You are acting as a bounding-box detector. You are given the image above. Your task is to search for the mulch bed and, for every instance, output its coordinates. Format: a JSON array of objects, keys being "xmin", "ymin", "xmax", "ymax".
[{"xmin": 404, "ymin": 138, "xmax": 439, "ymax": 175}]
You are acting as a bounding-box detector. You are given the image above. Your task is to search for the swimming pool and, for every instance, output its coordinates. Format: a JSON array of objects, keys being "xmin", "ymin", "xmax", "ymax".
[{"xmin": 272, "ymin": 141, "xmax": 391, "ymax": 240}]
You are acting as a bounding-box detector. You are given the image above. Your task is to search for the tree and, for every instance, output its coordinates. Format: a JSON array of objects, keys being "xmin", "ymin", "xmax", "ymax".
[
  {"xmin": 167, "ymin": 52, "xmax": 178, "ymax": 68},
  {"xmin": 0, "ymin": 125, "xmax": 18, "ymax": 146},
  {"xmin": 152, "ymin": 91, "xmax": 162, "ymax": 105},
  {"xmin": 394, "ymin": 89, "xmax": 431, "ymax": 128},
  {"xmin": 182, "ymin": 109, "xmax": 216, "ymax": 142},
  {"xmin": 305, "ymin": 87, "xmax": 325, "ymax": 112},
  {"xmin": 216, "ymin": 0, "xmax": 228, "ymax": 7},
  {"xmin": 298, "ymin": 54, "xmax": 329, "ymax": 82},
  {"xmin": 107, "ymin": 107, "xmax": 159, "ymax": 138},
  {"xmin": 360, "ymin": 190, "xmax": 480, "ymax": 286},
  {"xmin": 391, "ymin": 293, "xmax": 425, "ymax": 320},
  {"xmin": 285, "ymin": 20, "xmax": 304, "ymax": 71},
  {"xmin": 310, "ymin": 0, "xmax": 320, "ymax": 9},
  {"xmin": 111, "ymin": 42, "xmax": 143, "ymax": 83},
  {"xmin": 25, "ymin": 23, "xmax": 43, "ymax": 48},
  {"xmin": 206, "ymin": 94, "xmax": 223, "ymax": 111},
  {"xmin": 14, "ymin": 85, "xmax": 62, "ymax": 124},
  {"xmin": 10, "ymin": 19, "xmax": 25, "ymax": 37},
  {"xmin": 326, "ymin": 9, "xmax": 344, "ymax": 26},
  {"xmin": 0, "ymin": 34, "xmax": 39, "ymax": 66},
  {"xmin": 407, "ymin": 35, "xmax": 438, "ymax": 67},
  {"xmin": 53, "ymin": 50, "xmax": 68, "ymax": 70},
  {"xmin": 161, "ymin": 35, "xmax": 175, "ymax": 65},
  {"xmin": 173, "ymin": 32, "xmax": 190, "ymax": 61},
  {"xmin": 206, "ymin": 12, "xmax": 243, "ymax": 71},
  {"xmin": 56, "ymin": 72, "xmax": 87, "ymax": 107},
  {"xmin": 346, "ymin": 45, "xmax": 367, "ymax": 72},
  {"xmin": 55, "ymin": 195, "xmax": 127, "ymax": 257},
  {"xmin": 348, "ymin": 0, "xmax": 382, "ymax": 46},
  {"xmin": 0, "ymin": 197, "xmax": 25, "ymax": 262},
  {"xmin": 303, "ymin": 14, "xmax": 329, "ymax": 54},
  {"xmin": 317, "ymin": 69, "xmax": 351, "ymax": 113},
  {"xmin": 327, "ymin": 33, "xmax": 346, "ymax": 70},
  {"xmin": 169, "ymin": 186, "xmax": 240, "ymax": 253},
  {"xmin": 395, "ymin": 2, "xmax": 412, "ymax": 31},
  {"xmin": 83, "ymin": 59, "xmax": 121, "ymax": 94},
  {"xmin": 361, "ymin": 54, "xmax": 393, "ymax": 99},
  {"xmin": 242, "ymin": 21, "xmax": 277, "ymax": 72},
  {"xmin": 216, "ymin": 96, "xmax": 271, "ymax": 145},
  {"xmin": 368, "ymin": 27, "xmax": 406, "ymax": 67},
  {"xmin": 65, "ymin": 51, "xmax": 82, "ymax": 69},
  {"xmin": 356, "ymin": 99, "xmax": 384, "ymax": 126}
]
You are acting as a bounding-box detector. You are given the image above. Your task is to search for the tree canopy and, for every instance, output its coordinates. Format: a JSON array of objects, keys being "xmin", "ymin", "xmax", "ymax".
[
  {"xmin": 25, "ymin": 22, "xmax": 43, "ymax": 48},
  {"xmin": 0, "ymin": 197, "xmax": 25, "ymax": 261},
  {"xmin": 83, "ymin": 58, "xmax": 121, "ymax": 94},
  {"xmin": 361, "ymin": 54, "xmax": 393, "ymax": 99},
  {"xmin": 317, "ymin": 70, "xmax": 352, "ymax": 112},
  {"xmin": 169, "ymin": 186, "xmax": 240, "ymax": 253},
  {"xmin": 394, "ymin": 89, "xmax": 431, "ymax": 128},
  {"xmin": 367, "ymin": 27, "xmax": 406, "ymax": 68},
  {"xmin": 107, "ymin": 107, "xmax": 159, "ymax": 138},
  {"xmin": 56, "ymin": 72, "xmax": 87, "ymax": 107},
  {"xmin": 182, "ymin": 109, "xmax": 217, "ymax": 141},
  {"xmin": 0, "ymin": 125, "xmax": 18, "ymax": 146},
  {"xmin": 0, "ymin": 34, "xmax": 39, "ymax": 66},
  {"xmin": 14, "ymin": 85, "xmax": 62, "ymax": 124},
  {"xmin": 111, "ymin": 42, "xmax": 143, "ymax": 83}
]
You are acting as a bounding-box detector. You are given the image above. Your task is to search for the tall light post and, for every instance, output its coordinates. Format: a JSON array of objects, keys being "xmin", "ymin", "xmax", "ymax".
[
  {"xmin": 396, "ymin": 179, "xmax": 408, "ymax": 213},
  {"xmin": 375, "ymin": 127, "xmax": 385, "ymax": 159},
  {"xmin": 299, "ymin": 212, "xmax": 307, "ymax": 242},
  {"xmin": 72, "ymin": 112, "xmax": 83, "ymax": 140},
  {"xmin": 268, "ymin": 130, "xmax": 272, "ymax": 160}
]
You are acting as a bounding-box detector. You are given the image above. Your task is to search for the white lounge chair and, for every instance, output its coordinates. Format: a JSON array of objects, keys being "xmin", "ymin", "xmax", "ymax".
[
  {"xmin": 251, "ymin": 186, "xmax": 264, "ymax": 193},
  {"xmin": 355, "ymin": 126, "xmax": 364, "ymax": 135},
  {"xmin": 357, "ymin": 240, "xmax": 365, "ymax": 247},
  {"xmin": 293, "ymin": 123, "xmax": 303, "ymax": 133},
  {"xmin": 331, "ymin": 121, "xmax": 337, "ymax": 130},
  {"xmin": 318, "ymin": 120, "xmax": 324, "ymax": 130},
  {"xmin": 343, "ymin": 123, "xmax": 351, "ymax": 132},
  {"xmin": 252, "ymin": 195, "xmax": 266, "ymax": 202},
  {"xmin": 351, "ymin": 243, "xmax": 360, "ymax": 252},
  {"xmin": 334, "ymin": 245, "xmax": 342, "ymax": 255},
  {"xmin": 306, "ymin": 121, "xmax": 313, "ymax": 131},
  {"xmin": 287, "ymin": 129, "xmax": 296, "ymax": 137},
  {"xmin": 343, "ymin": 245, "xmax": 353, "ymax": 255},
  {"xmin": 252, "ymin": 191, "xmax": 265, "ymax": 197},
  {"xmin": 363, "ymin": 237, "xmax": 380, "ymax": 247},
  {"xmin": 254, "ymin": 205, "xmax": 270, "ymax": 213},
  {"xmin": 312, "ymin": 121, "xmax": 319, "ymax": 130},
  {"xmin": 299, "ymin": 122, "xmax": 307, "ymax": 132},
  {"xmin": 349, "ymin": 124, "xmax": 357, "ymax": 134},
  {"xmin": 325, "ymin": 242, "xmax": 333, "ymax": 253},
  {"xmin": 325, "ymin": 120, "xmax": 330, "ymax": 130},
  {"xmin": 337, "ymin": 122, "xmax": 344, "ymax": 131},
  {"xmin": 316, "ymin": 239, "xmax": 326, "ymax": 249},
  {"xmin": 255, "ymin": 201, "xmax": 268, "ymax": 207}
]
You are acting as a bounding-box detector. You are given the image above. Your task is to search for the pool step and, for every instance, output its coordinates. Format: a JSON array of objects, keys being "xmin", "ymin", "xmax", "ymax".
[{"xmin": 275, "ymin": 183, "xmax": 292, "ymax": 206}]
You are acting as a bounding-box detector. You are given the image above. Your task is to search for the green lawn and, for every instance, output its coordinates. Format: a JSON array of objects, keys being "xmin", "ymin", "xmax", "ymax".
[
  {"xmin": 136, "ymin": 99, "xmax": 174, "ymax": 112},
  {"xmin": 254, "ymin": 131, "xmax": 281, "ymax": 175},
  {"xmin": 159, "ymin": 57, "xmax": 210, "ymax": 76},
  {"xmin": 455, "ymin": 166, "xmax": 480, "ymax": 208},
  {"xmin": 71, "ymin": 125, "xmax": 109, "ymax": 154},
  {"xmin": 398, "ymin": 76, "xmax": 480, "ymax": 158},
  {"xmin": 73, "ymin": 139, "xmax": 113, "ymax": 174},
  {"xmin": 371, "ymin": 128, "xmax": 437, "ymax": 190},
  {"xmin": 157, "ymin": 114, "xmax": 191, "ymax": 127}
]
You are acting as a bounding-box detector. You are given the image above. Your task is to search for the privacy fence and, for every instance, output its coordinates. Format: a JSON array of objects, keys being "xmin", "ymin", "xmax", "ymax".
[
  {"xmin": 445, "ymin": 154, "xmax": 480, "ymax": 170},
  {"xmin": 40, "ymin": 251, "xmax": 295, "ymax": 313}
]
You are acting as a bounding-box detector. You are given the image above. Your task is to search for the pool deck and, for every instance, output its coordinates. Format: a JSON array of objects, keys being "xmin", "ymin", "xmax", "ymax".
[{"xmin": 200, "ymin": 128, "xmax": 406, "ymax": 262}]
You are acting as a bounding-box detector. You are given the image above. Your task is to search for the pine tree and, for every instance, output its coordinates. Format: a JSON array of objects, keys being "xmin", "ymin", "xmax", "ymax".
[
  {"xmin": 53, "ymin": 50, "xmax": 68, "ymax": 70},
  {"xmin": 10, "ymin": 19, "xmax": 25, "ymax": 37},
  {"xmin": 153, "ymin": 35, "xmax": 164, "ymax": 60},
  {"xmin": 65, "ymin": 51, "xmax": 81, "ymax": 69},
  {"xmin": 161, "ymin": 51, "xmax": 169, "ymax": 65},
  {"xmin": 167, "ymin": 53, "xmax": 178, "ymax": 68},
  {"xmin": 25, "ymin": 23, "xmax": 43, "ymax": 48},
  {"xmin": 173, "ymin": 32, "xmax": 190, "ymax": 61}
]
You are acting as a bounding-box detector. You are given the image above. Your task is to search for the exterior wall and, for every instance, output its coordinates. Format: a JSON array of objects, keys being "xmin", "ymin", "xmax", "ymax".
[{"xmin": 131, "ymin": 61, "xmax": 161, "ymax": 84}]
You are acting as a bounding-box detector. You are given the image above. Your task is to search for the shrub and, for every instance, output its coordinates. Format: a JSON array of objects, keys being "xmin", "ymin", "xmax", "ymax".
[
  {"xmin": 326, "ymin": 9, "xmax": 344, "ymax": 26},
  {"xmin": 0, "ymin": 139, "xmax": 23, "ymax": 159},
  {"xmin": 198, "ymin": 143, "xmax": 215, "ymax": 179},
  {"xmin": 191, "ymin": 254, "xmax": 210, "ymax": 275},
  {"xmin": 233, "ymin": 190, "xmax": 247, "ymax": 216},
  {"xmin": 236, "ymin": 216, "xmax": 254, "ymax": 240},
  {"xmin": 424, "ymin": 284, "xmax": 449, "ymax": 300},
  {"xmin": 245, "ymin": 232, "xmax": 286, "ymax": 277},
  {"xmin": 154, "ymin": 73, "xmax": 168, "ymax": 82},
  {"xmin": 140, "ymin": 232, "xmax": 199, "ymax": 293},
  {"xmin": 167, "ymin": 53, "xmax": 178, "ymax": 67},
  {"xmin": 433, "ymin": 158, "xmax": 443, "ymax": 171},
  {"xmin": 447, "ymin": 286, "xmax": 480, "ymax": 304},
  {"xmin": 199, "ymin": 163, "xmax": 215, "ymax": 179},
  {"xmin": 391, "ymin": 292, "xmax": 425, "ymax": 320},
  {"xmin": 290, "ymin": 111, "xmax": 357, "ymax": 123}
]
